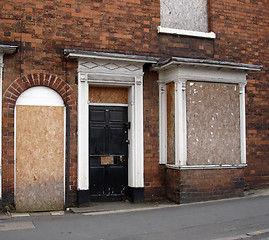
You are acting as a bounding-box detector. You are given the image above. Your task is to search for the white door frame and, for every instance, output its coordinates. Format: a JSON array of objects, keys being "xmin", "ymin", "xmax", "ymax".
[{"xmin": 70, "ymin": 52, "xmax": 157, "ymax": 192}]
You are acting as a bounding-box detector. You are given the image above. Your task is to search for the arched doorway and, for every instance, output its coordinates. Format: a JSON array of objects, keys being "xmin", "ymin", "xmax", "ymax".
[{"xmin": 15, "ymin": 86, "xmax": 65, "ymax": 212}]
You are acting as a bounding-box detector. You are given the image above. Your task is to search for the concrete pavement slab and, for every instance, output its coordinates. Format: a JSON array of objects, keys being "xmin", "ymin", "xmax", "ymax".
[
  {"xmin": 0, "ymin": 221, "xmax": 35, "ymax": 231},
  {"xmin": 10, "ymin": 213, "xmax": 30, "ymax": 218}
]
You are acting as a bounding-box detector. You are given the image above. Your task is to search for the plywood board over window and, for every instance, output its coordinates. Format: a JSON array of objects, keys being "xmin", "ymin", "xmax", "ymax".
[
  {"xmin": 89, "ymin": 86, "xmax": 128, "ymax": 104},
  {"xmin": 167, "ymin": 82, "xmax": 175, "ymax": 165},
  {"xmin": 186, "ymin": 81, "xmax": 241, "ymax": 165},
  {"xmin": 160, "ymin": 0, "xmax": 208, "ymax": 32},
  {"xmin": 16, "ymin": 105, "xmax": 65, "ymax": 212}
]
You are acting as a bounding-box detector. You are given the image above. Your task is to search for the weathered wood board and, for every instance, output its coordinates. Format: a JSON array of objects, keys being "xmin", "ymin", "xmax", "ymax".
[
  {"xmin": 167, "ymin": 82, "xmax": 175, "ymax": 165},
  {"xmin": 89, "ymin": 86, "xmax": 128, "ymax": 104},
  {"xmin": 15, "ymin": 105, "xmax": 65, "ymax": 212},
  {"xmin": 186, "ymin": 81, "xmax": 241, "ymax": 165}
]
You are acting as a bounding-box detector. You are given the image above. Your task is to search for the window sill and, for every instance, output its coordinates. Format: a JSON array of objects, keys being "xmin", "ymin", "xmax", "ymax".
[
  {"xmin": 166, "ymin": 164, "xmax": 247, "ymax": 170},
  {"xmin": 157, "ymin": 26, "xmax": 216, "ymax": 39}
]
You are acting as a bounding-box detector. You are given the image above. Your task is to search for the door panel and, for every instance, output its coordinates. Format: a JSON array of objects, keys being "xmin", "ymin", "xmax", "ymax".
[
  {"xmin": 109, "ymin": 110, "xmax": 125, "ymax": 122},
  {"xmin": 90, "ymin": 166, "xmax": 106, "ymax": 195},
  {"xmin": 109, "ymin": 127, "xmax": 127, "ymax": 155},
  {"xmin": 107, "ymin": 166, "xmax": 126, "ymax": 194},
  {"xmin": 90, "ymin": 110, "xmax": 105, "ymax": 122},
  {"xmin": 89, "ymin": 127, "xmax": 106, "ymax": 155},
  {"xmin": 89, "ymin": 106, "xmax": 128, "ymax": 201}
]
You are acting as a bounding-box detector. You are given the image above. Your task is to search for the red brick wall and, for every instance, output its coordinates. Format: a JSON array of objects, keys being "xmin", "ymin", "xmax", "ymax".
[
  {"xmin": 166, "ymin": 168, "xmax": 244, "ymax": 204},
  {"xmin": 0, "ymin": 0, "xmax": 268, "ymax": 206},
  {"xmin": 209, "ymin": 0, "xmax": 269, "ymax": 190},
  {"xmin": 143, "ymin": 67, "xmax": 166, "ymax": 200},
  {"xmin": 157, "ymin": 0, "xmax": 269, "ymax": 191},
  {"xmin": 2, "ymin": 73, "xmax": 75, "ymax": 206},
  {"xmin": 0, "ymin": 0, "xmax": 160, "ymax": 62}
]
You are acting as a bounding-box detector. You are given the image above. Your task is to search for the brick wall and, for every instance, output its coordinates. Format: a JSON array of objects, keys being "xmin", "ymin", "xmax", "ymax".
[
  {"xmin": 2, "ymin": 73, "xmax": 75, "ymax": 206},
  {"xmin": 209, "ymin": 0, "xmax": 269, "ymax": 190},
  {"xmin": 0, "ymin": 0, "xmax": 268, "ymax": 206},
  {"xmin": 166, "ymin": 168, "xmax": 244, "ymax": 204},
  {"xmin": 157, "ymin": 0, "xmax": 269, "ymax": 192},
  {"xmin": 0, "ymin": 0, "xmax": 160, "ymax": 206},
  {"xmin": 143, "ymin": 67, "xmax": 166, "ymax": 200}
]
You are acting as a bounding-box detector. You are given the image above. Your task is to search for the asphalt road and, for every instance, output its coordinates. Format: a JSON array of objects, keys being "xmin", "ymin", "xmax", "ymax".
[{"xmin": 1, "ymin": 195, "xmax": 269, "ymax": 240}]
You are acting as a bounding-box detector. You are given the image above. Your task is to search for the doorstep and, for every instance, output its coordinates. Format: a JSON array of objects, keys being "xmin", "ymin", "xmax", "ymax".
[
  {"xmin": 6, "ymin": 211, "xmax": 65, "ymax": 218},
  {"xmin": 70, "ymin": 200, "xmax": 176, "ymax": 215}
]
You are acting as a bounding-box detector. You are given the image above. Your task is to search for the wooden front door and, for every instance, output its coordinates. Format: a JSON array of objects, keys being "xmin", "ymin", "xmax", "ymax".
[{"xmin": 89, "ymin": 106, "xmax": 128, "ymax": 201}]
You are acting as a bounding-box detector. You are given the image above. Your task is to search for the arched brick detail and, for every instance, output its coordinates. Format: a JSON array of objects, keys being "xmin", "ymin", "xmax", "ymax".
[
  {"xmin": 1, "ymin": 73, "xmax": 75, "ymax": 207},
  {"xmin": 3, "ymin": 73, "xmax": 75, "ymax": 108}
]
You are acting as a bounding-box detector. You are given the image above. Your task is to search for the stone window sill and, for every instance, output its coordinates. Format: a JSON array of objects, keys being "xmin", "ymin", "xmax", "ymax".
[
  {"xmin": 157, "ymin": 26, "xmax": 216, "ymax": 39},
  {"xmin": 166, "ymin": 164, "xmax": 247, "ymax": 170}
]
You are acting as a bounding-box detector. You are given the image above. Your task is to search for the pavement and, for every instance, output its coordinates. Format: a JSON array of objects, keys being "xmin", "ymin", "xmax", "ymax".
[
  {"xmin": 69, "ymin": 188, "xmax": 269, "ymax": 216},
  {"xmin": 1, "ymin": 188, "xmax": 269, "ymax": 218},
  {"xmin": 0, "ymin": 190, "xmax": 269, "ymax": 239}
]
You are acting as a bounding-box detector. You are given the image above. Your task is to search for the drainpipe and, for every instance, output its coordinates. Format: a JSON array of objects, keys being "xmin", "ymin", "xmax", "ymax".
[
  {"xmin": 65, "ymin": 105, "xmax": 70, "ymax": 209},
  {"xmin": 0, "ymin": 45, "xmax": 17, "ymax": 204},
  {"xmin": 0, "ymin": 52, "xmax": 4, "ymax": 202}
]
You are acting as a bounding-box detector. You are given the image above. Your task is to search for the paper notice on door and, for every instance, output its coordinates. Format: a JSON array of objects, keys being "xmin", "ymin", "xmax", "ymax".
[{"xmin": 101, "ymin": 156, "xmax": 114, "ymax": 165}]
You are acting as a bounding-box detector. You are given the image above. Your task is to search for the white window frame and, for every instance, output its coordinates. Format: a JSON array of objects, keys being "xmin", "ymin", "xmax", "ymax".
[{"xmin": 154, "ymin": 58, "xmax": 262, "ymax": 169}]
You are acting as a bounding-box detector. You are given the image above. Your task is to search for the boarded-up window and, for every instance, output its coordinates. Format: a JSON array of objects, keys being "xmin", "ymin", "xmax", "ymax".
[
  {"xmin": 186, "ymin": 81, "xmax": 241, "ymax": 165},
  {"xmin": 167, "ymin": 82, "xmax": 175, "ymax": 165},
  {"xmin": 89, "ymin": 86, "xmax": 128, "ymax": 104},
  {"xmin": 16, "ymin": 105, "xmax": 65, "ymax": 212},
  {"xmin": 160, "ymin": 0, "xmax": 208, "ymax": 32}
]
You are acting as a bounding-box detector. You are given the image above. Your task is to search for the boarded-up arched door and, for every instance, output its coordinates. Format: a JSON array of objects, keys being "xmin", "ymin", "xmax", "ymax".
[{"xmin": 15, "ymin": 86, "xmax": 65, "ymax": 212}]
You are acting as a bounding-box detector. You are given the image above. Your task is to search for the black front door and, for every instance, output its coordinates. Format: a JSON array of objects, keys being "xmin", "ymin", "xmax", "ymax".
[{"xmin": 89, "ymin": 106, "xmax": 128, "ymax": 201}]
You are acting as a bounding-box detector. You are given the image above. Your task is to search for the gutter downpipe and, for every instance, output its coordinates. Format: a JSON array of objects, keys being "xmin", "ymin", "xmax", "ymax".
[
  {"xmin": 65, "ymin": 105, "xmax": 70, "ymax": 209},
  {"xmin": 0, "ymin": 53, "xmax": 4, "ymax": 203},
  {"xmin": 0, "ymin": 46, "xmax": 17, "ymax": 207}
]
